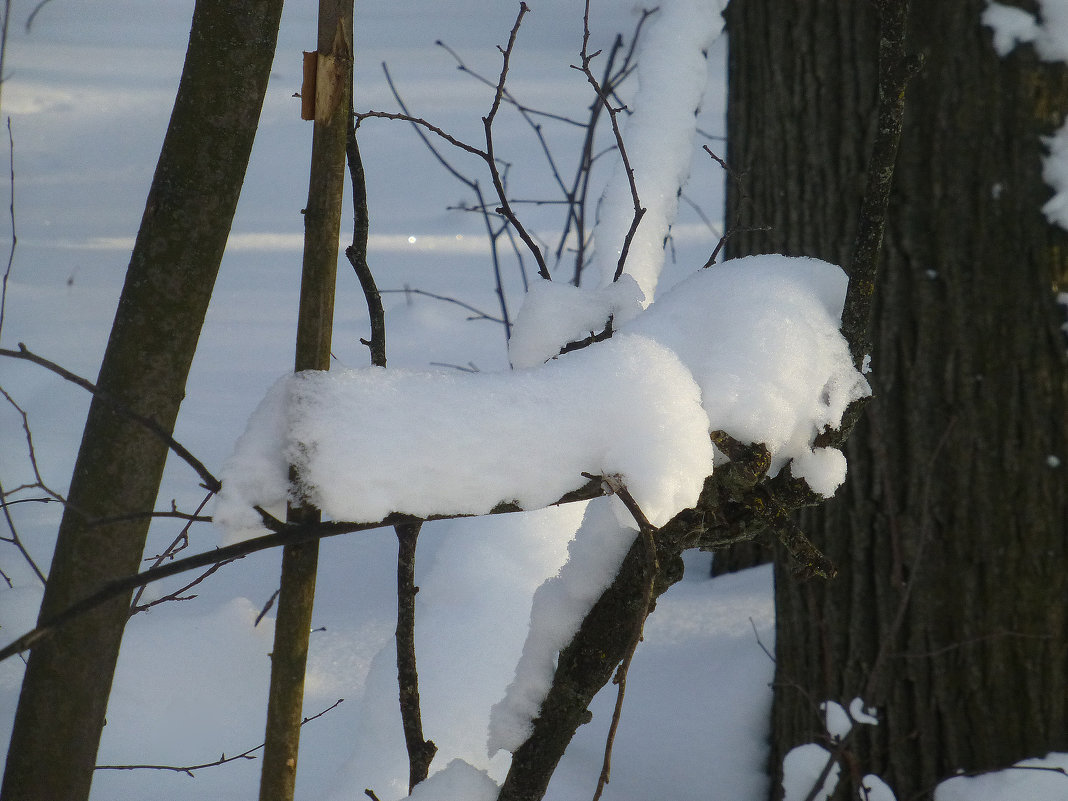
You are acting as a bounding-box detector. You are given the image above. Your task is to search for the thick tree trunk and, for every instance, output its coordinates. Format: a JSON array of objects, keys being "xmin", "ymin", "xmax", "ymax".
[
  {"xmin": 0, "ymin": 3, "xmax": 283, "ymax": 800},
  {"xmin": 725, "ymin": 2, "xmax": 1068, "ymax": 798}
]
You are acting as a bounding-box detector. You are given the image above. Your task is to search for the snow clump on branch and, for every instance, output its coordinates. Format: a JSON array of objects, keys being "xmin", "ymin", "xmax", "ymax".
[{"xmin": 214, "ymin": 254, "xmax": 869, "ymax": 541}]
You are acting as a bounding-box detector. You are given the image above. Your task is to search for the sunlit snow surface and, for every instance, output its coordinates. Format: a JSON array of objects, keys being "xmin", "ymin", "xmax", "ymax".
[{"xmin": 2, "ymin": 2, "xmax": 1065, "ymax": 801}]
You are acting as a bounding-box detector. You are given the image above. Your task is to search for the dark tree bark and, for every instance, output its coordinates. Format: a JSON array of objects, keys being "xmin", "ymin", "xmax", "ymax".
[
  {"xmin": 0, "ymin": 3, "xmax": 284, "ymax": 800},
  {"xmin": 725, "ymin": 2, "xmax": 1068, "ymax": 799}
]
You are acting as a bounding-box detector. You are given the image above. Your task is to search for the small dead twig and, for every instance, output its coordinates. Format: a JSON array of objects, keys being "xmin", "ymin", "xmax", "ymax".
[
  {"xmin": 356, "ymin": 4, "xmax": 550, "ymax": 285},
  {"xmin": 395, "ymin": 522, "xmax": 436, "ymax": 791},
  {"xmin": 590, "ymin": 479, "xmax": 659, "ymax": 801},
  {"xmin": 382, "ymin": 287, "xmax": 505, "ymax": 325},
  {"xmin": 130, "ymin": 491, "xmax": 217, "ymax": 614},
  {"xmin": 0, "ymin": 344, "xmax": 221, "ymax": 494},
  {"xmin": 345, "ymin": 100, "xmax": 386, "ymax": 368},
  {"xmin": 1, "ymin": 117, "xmax": 15, "ymax": 342},
  {"xmin": 572, "ymin": 0, "xmax": 646, "ymax": 283},
  {"xmin": 377, "ymin": 64, "xmax": 515, "ymax": 335},
  {"xmin": 700, "ymin": 145, "xmax": 769, "ymax": 267},
  {"xmin": 94, "ymin": 699, "xmax": 344, "ymax": 777}
]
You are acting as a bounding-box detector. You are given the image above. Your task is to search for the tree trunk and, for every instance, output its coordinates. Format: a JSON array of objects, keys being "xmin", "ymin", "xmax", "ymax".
[
  {"xmin": 258, "ymin": 5, "xmax": 351, "ymax": 800},
  {"xmin": 0, "ymin": 3, "xmax": 283, "ymax": 800},
  {"xmin": 725, "ymin": 2, "xmax": 1068, "ymax": 798}
]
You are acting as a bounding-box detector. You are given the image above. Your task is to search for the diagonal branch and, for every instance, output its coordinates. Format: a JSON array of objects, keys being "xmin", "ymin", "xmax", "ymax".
[
  {"xmin": 0, "ymin": 343, "xmax": 221, "ymax": 493},
  {"xmin": 840, "ymin": 0, "xmax": 917, "ymax": 369}
]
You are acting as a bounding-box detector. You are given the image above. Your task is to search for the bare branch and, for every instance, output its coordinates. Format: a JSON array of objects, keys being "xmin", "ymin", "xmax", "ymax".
[
  {"xmin": 0, "ymin": 118, "xmax": 15, "ymax": 342},
  {"xmin": 395, "ymin": 522, "xmax": 436, "ymax": 790},
  {"xmin": 0, "ymin": 344, "xmax": 221, "ymax": 493},
  {"xmin": 572, "ymin": 0, "xmax": 647, "ymax": 283},
  {"xmin": 378, "ymin": 65, "xmax": 514, "ymax": 335},
  {"xmin": 381, "ymin": 287, "xmax": 506, "ymax": 325},
  {"xmin": 94, "ymin": 699, "xmax": 344, "ymax": 777},
  {"xmin": 590, "ymin": 481, "xmax": 658, "ymax": 801},
  {"xmin": 841, "ymin": 0, "xmax": 918, "ymax": 368},
  {"xmin": 0, "ymin": 477, "xmax": 609, "ymax": 664},
  {"xmin": 346, "ymin": 100, "xmax": 386, "ymax": 368}
]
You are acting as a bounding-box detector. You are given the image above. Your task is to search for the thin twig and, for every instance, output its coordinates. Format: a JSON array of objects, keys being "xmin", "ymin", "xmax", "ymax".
[
  {"xmin": 395, "ymin": 522, "xmax": 436, "ymax": 791},
  {"xmin": 0, "ymin": 343, "xmax": 221, "ymax": 493},
  {"xmin": 129, "ymin": 491, "xmax": 214, "ymax": 613},
  {"xmin": 841, "ymin": 0, "xmax": 918, "ymax": 368},
  {"xmin": 0, "ymin": 476, "xmax": 609, "ymax": 664},
  {"xmin": 346, "ymin": 100, "xmax": 386, "ymax": 368},
  {"xmin": 378, "ymin": 64, "xmax": 513, "ymax": 336},
  {"xmin": 0, "ymin": 117, "xmax": 15, "ymax": 342},
  {"xmin": 591, "ymin": 480, "xmax": 659, "ymax": 801},
  {"xmin": 572, "ymin": 0, "xmax": 647, "ymax": 283},
  {"xmin": 482, "ymin": 3, "xmax": 550, "ymax": 281},
  {"xmin": 381, "ymin": 287, "xmax": 506, "ymax": 325},
  {"xmin": 94, "ymin": 699, "xmax": 344, "ymax": 777}
]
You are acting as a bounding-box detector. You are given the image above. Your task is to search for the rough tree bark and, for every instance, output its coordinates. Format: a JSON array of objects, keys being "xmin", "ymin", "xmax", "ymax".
[
  {"xmin": 0, "ymin": 3, "xmax": 283, "ymax": 800},
  {"xmin": 725, "ymin": 1, "xmax": 1068, "ymax": 798},
  {"xmin": 258, "ymin": 5, "xmax": 352, "ymax": 801}
]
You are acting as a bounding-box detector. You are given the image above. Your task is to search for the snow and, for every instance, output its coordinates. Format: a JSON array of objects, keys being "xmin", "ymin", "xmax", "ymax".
[
  {"xmin": 982, "ymin": 3, "xmax": 1041, "ymax": 57},
  {"xmin": 782, "ymin": 743, "xmax": 840, "ymax": 801},
  {"xmin": 406, "ymin": 759, "xmax": 499, "ymax": 801},
  {"xmin": 587, "ymin": 0, "xmax": 727, "ymax": 301},
  {"xmin": 1040, "ymin": 119, "xmax": 1068, "ymax": 229},
  {"xmin": 507, "ymin": 273, "xmax": 644, "ymax": 368},
  {"xmin": 859, "ymin": 774, "xmax": 898, "ymax": 801},
  {"xmin": 623, "ymin": 256, "xmax": 870, "ymax": 492},
  {"xmin": 983, "ymin": 1, "xmax": 1068, "ymax": 229},
  {"xmin": 849, "ymin": 697, "xmax": 879, "ymax": 727},
  {"xmin": 983, "ymin": 1, "xmax": 1068, "ymax": 60},
  {"xmin": 0, "ymin": 2, "xmax": 1063, "ymax": 801},
  {"xmin": 488, "ymin": 500, "xmax": 637, "ymax": 753},
  {"xmin": 821, "ymin": 700, "xmax": 853, "ymax": 742},
  {"xmin": 217, "ymin": 332, "xmax": 713, "ymax": 534},
  {"xmin": 216, "ymin": 253, "xmax": 867, "ymax": 540},
  {"xmin": 935, "ymin": 753, "xmax": 1068, "ymax": 801}
]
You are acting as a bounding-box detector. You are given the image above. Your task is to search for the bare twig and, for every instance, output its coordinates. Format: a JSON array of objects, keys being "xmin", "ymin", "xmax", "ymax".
[
  {"xmin": 841, "ymin": 0, "xmax": 918, "ymax": 368},
  {"xmin": 0, "ymin": 344, "xmax": 221, "ymax": 493},
  {"xmin": 481, "ymin": 4, "xmax": 550, "ymax": 282},
  {"xmin": 700, "ymin": 145, "xmax": 770, "ymax": 267},
  {"xmin": 130, "ymin": 491, "xmax": 215, "ymax": 614},
  {"xmin": 25, "ymin": 0, "xmax": 54, "ymax": 32},
  {"xmin": 0, "ymin": 384, "xmax": 56, "ymax": 584},
  {"xmin": 378, "ymin": 64, "xmax": 514, "ymax": 335},
  {"xmin": 346, "ymin": 102, "xmax": 386, "ymax": 368},
  {"xmin": 94, "ymin": 699, "xmax": 344, "ymax": 777},
  {"xmin": 358, "ymin": 5, "xmax": 549, "ymax": 283},
  {"xmin": 395, "ymin": 522, "xmax": 436, "ymax": 790},
  {"xmin": 0, "ymin": 477, "xmax": 609, "ymax": 664},
  {"xmin": 381, "ymin": 287, "xmax": 506, "ymax": 325},
  {"xmin": 591, "ymin": 480, "xmax": 658, "ymax": 801},
  {"xmin": 572, "ymin": 0, "xmax": 647, "ymax": 283},
  {"xmin": 0, "ymin": 117, "xmax": 15, "ymax": 342}
]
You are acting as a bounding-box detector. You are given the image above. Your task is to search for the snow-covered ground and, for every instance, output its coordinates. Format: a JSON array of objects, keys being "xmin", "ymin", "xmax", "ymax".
[{"xmin": 1, "ymin": 3, "xmax": 1064, "ymax": 801}]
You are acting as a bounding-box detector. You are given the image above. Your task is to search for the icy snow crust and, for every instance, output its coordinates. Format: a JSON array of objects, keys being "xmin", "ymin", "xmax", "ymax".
[{"xmin": 216, "ymin": 254, "xmax": 869, "ymax": 540}]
